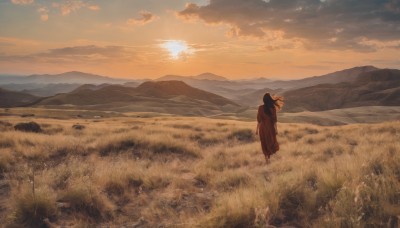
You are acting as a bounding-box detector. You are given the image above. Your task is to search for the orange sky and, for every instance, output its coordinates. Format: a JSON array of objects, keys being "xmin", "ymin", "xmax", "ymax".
[{"xmin": 1, "ymin": 0, "xmax": 400, "ymax": 79}]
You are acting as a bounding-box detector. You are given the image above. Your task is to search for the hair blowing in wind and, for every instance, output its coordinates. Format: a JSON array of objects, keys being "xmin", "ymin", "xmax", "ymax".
[{"xmin": 263, "ymin": 93, "xmax": 284, "ymax": 115}]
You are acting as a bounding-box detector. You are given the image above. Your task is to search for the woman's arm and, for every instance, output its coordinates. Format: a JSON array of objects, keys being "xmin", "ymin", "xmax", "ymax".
[
  {"xmin": 273, "ymin": 107, "xmax": 278, "ymax": 135},
  {"xmin": 256, "ymin": 106, "xmax": 261, "ymax": 135},
  {"xmin": 256, "ymin": 122, "xmax": 260, "ymax": 135}
]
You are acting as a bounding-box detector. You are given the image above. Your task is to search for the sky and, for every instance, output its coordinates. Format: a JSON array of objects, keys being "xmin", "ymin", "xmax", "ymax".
[{"xmin": 0, "ymin": 0, "xmax": 400, "ymax": 79}]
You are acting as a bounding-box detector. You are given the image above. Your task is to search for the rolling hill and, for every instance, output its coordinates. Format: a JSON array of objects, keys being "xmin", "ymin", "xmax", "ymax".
[
  {"xmin": 152, "ymin": 67, "xmax": 379, "ymax": 106},
  {"xmin": 0, "ymin": 71, "xmax": 132, "ymax": 85},
  {"xmin": 0, "ymin": 88, "xmax": 40, "ymax": 108},
  {"xmin": 156, "ymin": 72, "xmax": 228, "ymax": 81},
  {"xmin": 264, "ymin": 66, "xmax": 378, "ymax": 91},
  {"xmin": 282, "ymin": 69, "xmax": 400, "ymax": 112},
  {"xmin": 34, "ymin": 81, "xmax": 241, "ymax": 115}
]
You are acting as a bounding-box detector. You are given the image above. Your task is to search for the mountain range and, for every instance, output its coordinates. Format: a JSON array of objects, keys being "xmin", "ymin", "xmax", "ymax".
[
  {"xmin": 282, "ymin": 69, "xmax": 400, "ymax": 112},
  {"xmin": 0, "ymin": 71, "xmax": 132, "ymax": 84},
  {"xmin": 1, "ymin": 66, "xmax": 399, "ymax": 115},
  {"xmin": 25, "ymin": 81, "xmax": 240, "ymax": 116}
]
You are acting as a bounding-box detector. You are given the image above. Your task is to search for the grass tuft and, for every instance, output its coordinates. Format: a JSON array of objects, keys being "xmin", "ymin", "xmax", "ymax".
[{"xmin": 13, "ymin": 192, "xmax": 56, "ymax": 227}]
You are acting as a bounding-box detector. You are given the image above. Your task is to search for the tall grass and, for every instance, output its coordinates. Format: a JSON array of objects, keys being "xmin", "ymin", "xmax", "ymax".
[{"xmin": 0, "ymin": 115, "xmax": 398, "ymax": 227}]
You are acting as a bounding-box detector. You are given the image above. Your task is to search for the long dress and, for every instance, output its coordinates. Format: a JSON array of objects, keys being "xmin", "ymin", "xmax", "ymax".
[{"xmin": 257, "ymin": 105, "xmax": 279, "ymax": 158}]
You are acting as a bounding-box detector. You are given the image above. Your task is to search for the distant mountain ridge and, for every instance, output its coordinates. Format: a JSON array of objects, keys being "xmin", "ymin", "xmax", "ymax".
[
  {"xmin": 31, "ymin": 81, "xmax": 240, "ymax": 115},
  {"xmin": 156, "ymin": 72, "xmax": 228, "ymax": 81},
  {"xmin": 2, "ymin": 66, "xmax": 399, "ymax": 115},
  {"xmin": 0, "ymin": 88, "xmax": 40, "ymax": 108},
  {"xmin": 0, "ymin": 71, "xmax": 133, "ymax": 84},
  {"xmin": 283, "ymin": 69, "xmax": 400, "ymax": 112},
  {"xmin": 265, "ymin": 66, "xmax": 378, "ymax": 90}
]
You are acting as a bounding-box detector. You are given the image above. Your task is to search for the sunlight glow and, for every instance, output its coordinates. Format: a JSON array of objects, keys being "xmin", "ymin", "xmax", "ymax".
[{"xmin": 161, "ymin": 40, "xmax": 192, "ymax": 59}]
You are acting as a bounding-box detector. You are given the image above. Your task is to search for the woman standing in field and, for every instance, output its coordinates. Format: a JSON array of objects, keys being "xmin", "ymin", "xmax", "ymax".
[{"xmin": 256, "ymin": 93, "xmax": 284, "ymax": 163}]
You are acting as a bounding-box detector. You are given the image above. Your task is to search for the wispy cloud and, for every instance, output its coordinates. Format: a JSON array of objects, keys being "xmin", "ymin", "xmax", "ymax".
[
  {"xmin": 37, "ymin": 7, "xmax": 49, "ymax": 21},
  {"xmin": 126, "ymin": 11, "xmax": 158, "ymax": 26},
  {"xmin": 52, "ymin": 1, "xmax": 84, "ymax": 16},
  {"xmin": 11, "ymin": 0, "xmax": 34, "ymax": 5},
  {"xmin": 87, "ymin": 4, "xmax": 100, "ymax": 11},
  {"xmin": 0, "ymin": 45, "xmax": 137, "ymax": 64},
  {"xmin": 10, "ymin": 0, "xmax": 100, "ymax": 21},
  {"xmin": 52, "ymin": 0, "xmax": 100, "ymax": 16}
]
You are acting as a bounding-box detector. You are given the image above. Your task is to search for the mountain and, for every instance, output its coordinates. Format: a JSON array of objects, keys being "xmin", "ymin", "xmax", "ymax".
[
  {"xmin": 152, "ymin": 67, "xmax": 379, "ymax": 106},
  {"xmin": 123, "ymin": 81, "xmax": 141, "ymax": 88},
  {"xmin": 234, "ymin": 87, "xmax": 282, "ymax": 106},
  {"xmin": 193, "ymin": 73, "xmax": 227, "ymax": 81},
  {"xmin": 265, "ymin": 66, "xmax": 378, "ymax": 91},
  {"xmin": 0, "ymin": 71, "xmax": 133, "ymax": 85},
  {"xmin": 134, "ymin": 81, "xmax": 236, "ymax": 106},
  {"xmin": 21, "ymin": 84, "xmax": 83, "ymax": 97},
  {"xmin": 35, "ymin": 81, "xmax": 240, "ymax": 115},
  {"xmin": 154, "ymin": 74, "xmax": 276, "ymax": 103},
  {"xmin": 156, "ymin": 73, "xmax": 227, "ymax": 81},
  {"xmin": 0, "ymin": 88, "xmax": 40, "ymax": 108},
  {"xmin": 282, "ymin": 69, "xmax": 400, "ymax": 112}
]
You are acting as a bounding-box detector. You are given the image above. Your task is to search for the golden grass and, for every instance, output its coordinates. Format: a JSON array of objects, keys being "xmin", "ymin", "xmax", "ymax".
[{"xmin": 0, "ymin": 115, "xmax": 399, "ymax": 227}]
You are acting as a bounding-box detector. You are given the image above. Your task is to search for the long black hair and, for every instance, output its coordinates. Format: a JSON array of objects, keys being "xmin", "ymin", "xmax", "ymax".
[{"xmin": 263, "ymin": 93, "xmax": 284, "ymax": 116}]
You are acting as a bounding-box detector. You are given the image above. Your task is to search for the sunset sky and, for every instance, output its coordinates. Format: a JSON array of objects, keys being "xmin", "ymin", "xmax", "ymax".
[{"xmin": 1, "ymin": 0, "xmax": 400, "ymax": 79}]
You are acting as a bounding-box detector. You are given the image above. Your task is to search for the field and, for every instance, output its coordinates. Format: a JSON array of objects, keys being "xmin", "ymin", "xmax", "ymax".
[{"xmin": 0, "ymin": 112, "xmax": 399, "ymax": 227}]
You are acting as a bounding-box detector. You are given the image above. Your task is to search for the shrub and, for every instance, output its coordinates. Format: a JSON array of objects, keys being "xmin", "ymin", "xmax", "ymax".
[
  {"xmin": 104, "ymin": 180, "xmax": 125, "ymax": 196},
  {"xmin": 13, "ymin": 192, "xmax": 56, "ymax": 227},
  {"xmin": 198, "ymin": 189, "xmax": 259, "ymax": 228},
  {"xmin": 214, "ymin": 171, "xmax": 251, "ymax": 191},
  {"xmin": 0, "ymin": 149, "xmax": 13, "ymax": 176},
  {"xmin": 99, "ymin": 139, "xmax": 137, "ymax": 156},
  {"xmin": 72, "ymin": 124, "xmax": 85, "ymax": 130},
  {"xmin": 228, "ymin": 129, "xmax": 255, "ymax": 142},
  {"xmin": 270, "ymin": 183, "xmax": 316, "ymax": 227},
  {"xmin": 14, "ymin": 122, "xmax": 42, "ymax": 133},
  {"xmin": 58, "ymin": 187, "xmax": 113, "ymax": 221}
]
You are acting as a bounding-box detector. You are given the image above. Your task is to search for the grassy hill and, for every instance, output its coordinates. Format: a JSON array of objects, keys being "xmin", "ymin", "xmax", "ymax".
[
  {"xmin": 265, "ymin": 66, "xmax": 378, "ymax": 90},
  {"xmin": 283, "ymin": 69, "xmax": 400, "ymax": 112},
  {"xmin": 0, "ymin": 88, "xmax": 40, "ymax": 108},
  {"xmin": 0, "ymin": 114, "xmax": 398, "ymax": 227},
  {"xmin": 33, "ymin": 81, "xmax": 240, "ymax": 116}
]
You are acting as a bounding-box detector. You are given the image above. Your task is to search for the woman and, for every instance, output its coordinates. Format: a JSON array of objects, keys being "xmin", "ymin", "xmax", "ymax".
[{"xmin": 256, "ymin": 93, "xmax": 284, "ymax": 163}]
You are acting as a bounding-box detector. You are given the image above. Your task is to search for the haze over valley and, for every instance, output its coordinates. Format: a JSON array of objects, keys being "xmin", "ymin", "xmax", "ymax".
[{"xmin": 1, "ymin": 66, "xmax": 399, "ymax": 125}]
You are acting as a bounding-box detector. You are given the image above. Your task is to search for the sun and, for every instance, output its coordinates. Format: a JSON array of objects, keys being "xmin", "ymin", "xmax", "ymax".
[{"xmin": 161, "ymin": 40, "xmax": 192, "ymax": 59}]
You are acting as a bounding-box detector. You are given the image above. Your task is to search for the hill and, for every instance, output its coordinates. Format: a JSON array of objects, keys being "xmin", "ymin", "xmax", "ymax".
[
  {"xmin": 156, "ymin": 72, "xmax": 227, "ymax": 81},
  {"xmin": 0, "ymin": 71, "xmax": 132, "ymax": 85},
  {"xmin": 134, "ymin": 81, "xmax": 237, "ymax": 106},
  {"xmin": 193, "ymin": 72, "xmax": 227, "ymax": 81},
  {"xmin": 35, "ymin": 81, "xmax": 240, "ymax": 115},
  {"xmin": 265, "ymin": 66, "xmax": 378, "ymax": 90},
  {"xmin": 0, "ymin": 88, "xmax": 40, "ymax": 108},
  {"xmin": 282, "ymin": 69, "xmax": 400, "ymax": 112},
  {"xmin": 153, "ymin": 67, "xmax": 379, "ymax": 106}
]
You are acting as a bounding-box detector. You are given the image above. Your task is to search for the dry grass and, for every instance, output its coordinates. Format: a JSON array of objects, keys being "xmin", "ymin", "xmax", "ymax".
[{"xmin": 0, "ymin": 114, "xmax": 399, "ymax": 227}]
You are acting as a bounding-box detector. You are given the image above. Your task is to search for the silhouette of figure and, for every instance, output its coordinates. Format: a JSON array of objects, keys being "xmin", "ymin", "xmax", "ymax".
[{"xmin": 256, "ymin": 93, "xmax": 283, "ymax": 163}]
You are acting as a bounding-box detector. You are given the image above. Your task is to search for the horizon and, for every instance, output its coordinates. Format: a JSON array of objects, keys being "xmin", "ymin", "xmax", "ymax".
[
  {"xmin": 0, "ymin": 65, "xmax": 387, "ymax": 81},
  {"xmin": 1, "ymin": 0, "xmax": 400, "ymax": 79}
]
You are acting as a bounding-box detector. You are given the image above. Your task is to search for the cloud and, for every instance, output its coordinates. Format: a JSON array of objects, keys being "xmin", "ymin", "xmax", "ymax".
[
  {"xmin": 11, "ymin": 0, "xmax": 34, "ymax": 5},
  {"xmin": 127, "ymin": 11, "xmax": 157, "ymax": 26},
  {"xmin": 87, "ymin": 5, "xmax": 100, "ymax": 11},
  {"xmin": 52, "ymin": 0, "xmax": 100, "ymax": 15},
  {"xmin": 177, "ymin": 0, "xmax": 400, "ymax": 51},
  {"xmin": 37, "ymin": 7, "xmax": 49, "ymax": 21},
  {"xmin": 0, "ymin": 45, "xmax": 137, "ymax": 64}
]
